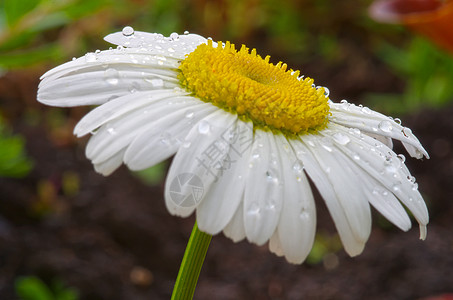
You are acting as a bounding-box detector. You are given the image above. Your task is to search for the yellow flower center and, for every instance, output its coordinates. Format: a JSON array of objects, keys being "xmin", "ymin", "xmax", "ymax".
[{"xmin": 178, "ymin": 40, "xmax": 330, "ymax": 134}]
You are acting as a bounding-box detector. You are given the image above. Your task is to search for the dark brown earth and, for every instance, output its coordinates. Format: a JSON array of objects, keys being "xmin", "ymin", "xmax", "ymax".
[{"xmin": 0, "ymin": 51, "xmax": 452, "ymax": 300}]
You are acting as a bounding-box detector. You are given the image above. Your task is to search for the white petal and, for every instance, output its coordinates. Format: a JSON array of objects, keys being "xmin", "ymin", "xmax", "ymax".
[
  {"xmin": 329, "ymin": 101, "xmax": 429, "ymax": 159},
  {"xmin": 243, "ymin": 130, "xmax": 283, "ymax": 246},
  {"xmin": 124, "ymin": 102, "xmax": 217, "ymax": 170},
  {"xmin": 321, "ymin": 128, "xmax": 414, "ymax": 231},
  {"xmin": 74, "ymin": 89, "xmax": 187, "ymax": 137},
  {"xmin": 196, "ymin": 119, "xmax": 254, "ymax": 235},
  {"xmin": 274, "ymin": 134, "xmax": 316, "ymax": 264},
  {"xmin": 85, "ymin": 95, "xmax": 199, "ymax": 166},
  {"xmin": 93, "ymin": 148, "xmax": 125, "ymax": 176},
  {"xmin": 290, "ymin": 137, "xmax": 369, "ymax": 257},
  {"xmin": 223, "ymin": 202, "xmax": 246, "ymax": 242},
  {"xmin": 269, "ymin": 231, "xmax": 284, "ymax": 257},
  {"xmin": 104, "ymin": 30, "xmax": 207, "ymax": 59},
  {"xmin": 164, "ymin": 109, "xmax": 237, "ymax": 217},
  {"xmin": 38, "ymin": 49, "xmax": 181, "ymax": 107},
  {"xmin": 328, "ymin": 123, "xmax": 429, "ymax": 229}
]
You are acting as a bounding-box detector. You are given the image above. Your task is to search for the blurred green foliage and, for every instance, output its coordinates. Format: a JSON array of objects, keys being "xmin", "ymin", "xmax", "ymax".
[
  {"xmin": 15, "ymin": 276, "xmax": 78, "ymax": 300},
  {"xmin": 368, "ymin": 37, "xmax": 453, "ymax": 113},
  {"xmin": 0, "ymin": 0, "xmax": 109, "ymax": 69},
  {"xmin": 133, "ymin": 162, "xmax": 167, "ymax": 186},
  {"xmin": 306, "ymin": 232, "xmax": 342, "ymax": 265},
  {"xmin": 0, "ymin": 116, "xmax": 33, "ymax": 178}
]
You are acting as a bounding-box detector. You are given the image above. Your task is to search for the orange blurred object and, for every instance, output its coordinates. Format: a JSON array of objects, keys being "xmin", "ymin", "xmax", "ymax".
[{"xmin": 369, "ymin": 0, "xmax": 453, "ymax": 54}]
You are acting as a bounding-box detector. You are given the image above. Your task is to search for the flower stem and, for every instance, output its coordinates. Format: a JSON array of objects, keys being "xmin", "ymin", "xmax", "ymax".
[{"xmin": 171, "ymin": 221, "xmax": 212, "ymax": 300}]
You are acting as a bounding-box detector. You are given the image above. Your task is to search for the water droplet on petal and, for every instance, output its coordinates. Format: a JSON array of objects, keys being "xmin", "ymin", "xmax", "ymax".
[
  {"xmin": 299, "ymin": 210, "xmax": 310, "ymax": 220},
  {"xmin": 349, "ymin": 128, "xmax": 361, "ymax": 136},
  {"xmin": 323, "ymin": 87, "xmax": 330, "ymax": 97},
  {"xmin": 198, "ymin": 120, "xmax": 210, "ymax": 134},
  {"xmin": 402, "ymin": 127, "xmax": 412, "ymax": 138},
  {"xmin": 107, "ymin": 127, "xmax": 117, "ymax": 135},
  {"xmin": 144, "ymin": 75, "xmax": 164, "ymax": 87},
  {"xmin": 104, "ymin": 68, "xmax": 119, "ymax": 85},
  {"xmin": 266, "ymin": 200, "xmax": 276, "ymax": 211},
  {"xmin": 247, "ymin": 202, "xmax": 260, "ymax": 216},
  {"xmin": 170, "ymin": 32, "xmax": 179, "ymax": 40},
  {"xmin": 332, "ymin": 132, "xmax": 350, "ymax": 145},
  {"xmin": 122, "ymin": 26, "xmax": 135, "ymax": 37},
  {"xmin": 184, "ymin": 30, "xmax": 189, "ymax": 35},
  {"xmin": 392, "ymin": 183, "xmax": 401, "ymax": 192},
  {"xmin": 394, "ymin": 118, "xmax": 401, "ymax": 125},
  {"xmin": 160, "ymin": 132, "xmax": 172, "ymax": 145},
  {"xmin": 320, "ymin": 137, "xmax": 333, "ymax": 152},
  {"xmin": 185, "ymin": 110, "xmax": 194, "ymax": 119},
  {"xmin": 85, "ymin": 53, "xmax": 96, "ymax": 62},
  {"xmin": 397, "ymin": 154, "xmax": 406, "ymax": 163},
  {"xmin": 378, "ymin": 120, "xmax": 393, "ymax": 133},
  {"xmin": 293, "ymin": 161, "xmax": 303, "ymax": 173},
  {"xmin": 361, "ymin": 106, "xmax": 372, "ymax": 114}
]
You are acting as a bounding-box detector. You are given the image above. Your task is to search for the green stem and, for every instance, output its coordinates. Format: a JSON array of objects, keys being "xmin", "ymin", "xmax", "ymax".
[{"xmin": 171, "ymin": 221, "xmax": 212, "ymax": 300}]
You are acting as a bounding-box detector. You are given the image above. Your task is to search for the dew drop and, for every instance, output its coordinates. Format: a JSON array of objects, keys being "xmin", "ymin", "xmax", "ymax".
[
  {"xmin": 292, "ymin": 161, "xmax": 303, "ymax": 173},
  {"xmin": 122, "ymin": 26, "xmax": 135, "ymax": 37},
  {"xmin": 170, "ymin": 32, "xmax": 179, "ymax": 40},
  {"xmin": 397, "ymin": 154, "xmax": 406, "ymax": 163},
  {"xmin": 184, "ymin": 30, "xmax": 189, "ymax": 35},
  {"xmin": 144, "ymin": 75, "xmax": 164, "ymax": 87},
  {"xmin": 299, "ymin": 210, "xmax": 310, "ymax": 220},
  {"xmin": 361, "ymin": 106, "xmax": 372, "ymax": 114},
  {"xmin": 247, "ymin": 202, "xmax": 260, "ymax": 216},
  {"xmin": 349, "ymin": 128, "xmax": 361, "ymax": 136},
  {"xmin": 198, "ymin": 120, "xmax": 210, "ymax": 134},
  {"xmin": 378, "ymin": 120, "xmax": 393, "ymax": 133},
  {"xmin": 394, "ymin": 118, "xmax": 401, "ymax": 125},
  {"xmin": 323, "ymin": 87, "xmax": 330, "ymax": 97},
  {"xmin": 160, "ymin": 132, "xmax": 172, "ymax": 145},
  {"xmin": 107, "ymin": 127, "xmax": 117, "ymax": 135},
  {"xmin": 392, "ymin": 184, "xmax": 401, "ymax": 193},
  {"xmin": 185, "ymin": 110, "xmax": 194, "ymax": 119},
  {"xmin": 265, "ymin": 200, "xmax": 276, "ymax": 211},
  {"xmin": 104, "ymin": 68, "xmax": 119, "ymax": 85},
  {"xmin": 332, "ymin": 132, "xmax": 350, "ymax": 145},
  {"xmin": 266, "ymin": 171, "xmax": 274, "ymax": 181},
  {"xmin": 85, "ymin": 53, "xmax": 96, "ymax": 62}
]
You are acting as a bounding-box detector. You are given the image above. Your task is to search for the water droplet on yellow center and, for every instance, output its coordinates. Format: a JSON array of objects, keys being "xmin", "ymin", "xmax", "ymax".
[{"xmin": 178, "ymin": 40, "xmax": 330, "ymax": 134}]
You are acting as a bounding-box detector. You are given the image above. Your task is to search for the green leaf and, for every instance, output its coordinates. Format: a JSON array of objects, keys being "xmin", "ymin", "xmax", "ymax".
[
  {"xmin": 133, "ymin": 162, "xmax": 166, "ymax": 185},
  {"xmin": 0, "ymin": 118, "xmax": 33, "ymax": 178},
  {"xmin": 3, "ymin": 0, "xmax": 41, "ymax": 27},
  {"xmin": 0, "ymin": 43, "xmax": 62, "ymax": 69},
  {"xmin": 15, "ymin": 276, "xmax": 54, "ymax": 300}
]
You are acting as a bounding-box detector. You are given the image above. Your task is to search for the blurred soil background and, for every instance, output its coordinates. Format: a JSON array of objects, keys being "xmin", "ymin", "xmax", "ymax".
[{"xmin": 0, "ymin": 0, "xmax": 453, "ymax": 299}]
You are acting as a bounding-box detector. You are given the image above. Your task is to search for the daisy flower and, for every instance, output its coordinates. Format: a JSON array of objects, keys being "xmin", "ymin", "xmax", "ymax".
[{"xmin": 37, "ymin": 27, "xmax": 429, "ymax": 264}]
